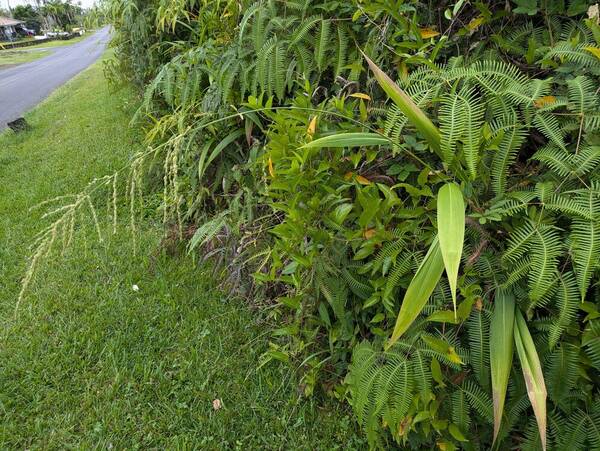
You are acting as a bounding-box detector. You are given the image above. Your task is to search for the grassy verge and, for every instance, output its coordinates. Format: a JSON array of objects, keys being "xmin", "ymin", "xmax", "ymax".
[
  {"xmin": 0, "ymin": 34, "xmax": 89, "ymax": 52},
  {"xmin": 0, "ymin": 59, "xmax": 362, "ymax": 448},
  {"xmin": 0, "ymin": 49, "xmax": 51, "ymax": 66}
]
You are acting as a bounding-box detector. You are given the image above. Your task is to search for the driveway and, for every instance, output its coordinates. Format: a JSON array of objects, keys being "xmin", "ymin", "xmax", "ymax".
[{"xmin": 0, "ymin": 27, "xmax": 110, "ymax": 130}]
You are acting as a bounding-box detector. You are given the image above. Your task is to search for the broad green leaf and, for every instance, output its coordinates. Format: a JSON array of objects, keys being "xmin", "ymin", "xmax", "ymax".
[
  {"xmin": 489, "ymin": 289, "xmax": 515, "ymax": 444},
  {"xmin": 362, "ymin": 52, "xmax": 442, "ymax": 158},
  {"xmin": 422, "ymin": 335, "xmax": 463, "ymax": 364},
  {"xmin": 426, "ymin": 310, "xmax": 459, "ymax": 324},
  {"xmin": 514, "ymin": 309, "xmax": 547, "ymax": 451},
  {"xmin": 431, "ymin": 358, "xmax": 446, "ymax": 387},
  {"xmin": 300, "ymin": 132, "xmax": 389, "ymax": 149},
  {"xmin": 199, "ymin": 129, "xmax": 244, "ymax": 182},
  {"xmin": 448, "ymin": 424, "xmax": 468, "ymax": 442},
  {"xmin": 437, "ymin": 183, "xmax": 465, "ymax": 316},
  {"xmin": 387, "ymin": 237, "xmax": 445, "ymax": 348}
]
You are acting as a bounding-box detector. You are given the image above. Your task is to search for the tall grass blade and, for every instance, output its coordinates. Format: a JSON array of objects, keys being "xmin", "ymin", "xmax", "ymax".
[
  {"xmin": 387, "ymin": 237, "xmax": 444, "ymax": 349},
  {"xmin": 489, "ymin": 289, "xmax": 515, "ymax": 444},
  {"xmin": 362, "ymin": 52, "xmax": 442, "ymax": 157},
  {"xmin": 514, "ymin": 309, "xmax": 547, "ymax": 451},
  {"xmin": 437, "ymin": 183, "xmax": 465, "ymax": 315},
  {"xmin": 300, "ymin": 132, "xmax": 390, "ymax": 148}
]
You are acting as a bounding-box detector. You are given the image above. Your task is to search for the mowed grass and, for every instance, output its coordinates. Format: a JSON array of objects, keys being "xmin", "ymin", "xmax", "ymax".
[
  {"xmin": 0, "ymin": 49, "xmax": 51, "ymax": 66},
  {"xmin": 0, "ymin": 59, "xmax": 364, "ymax": 449}
]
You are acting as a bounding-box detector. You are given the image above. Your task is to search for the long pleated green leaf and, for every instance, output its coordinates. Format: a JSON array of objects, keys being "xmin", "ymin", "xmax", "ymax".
[
  {"xmin": 362, "ymin": 52, "xmax": 442, "ymax": 158},
  {"xmin": 489, "ymin": 289, "xmax": 515, "ymax": 444},
  {"xmin": 387, "ymin": 237, "xmax": 444, "ymax": 349},
  {"xmin": 437, "ymin": 183, "xmax": 465, "ymax": 315},
  {"xmin": 300, "ymin": 132, "xmax": 390, "ymax": 149},
  {"xmin": 514, "ymin": 309, "xmax": 547, "ymax": 451}
]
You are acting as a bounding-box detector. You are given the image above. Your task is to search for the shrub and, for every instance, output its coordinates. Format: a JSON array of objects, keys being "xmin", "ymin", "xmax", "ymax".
[{"xmin": 28, "ymin": 1, "xmax": 600, "ymax": 449}]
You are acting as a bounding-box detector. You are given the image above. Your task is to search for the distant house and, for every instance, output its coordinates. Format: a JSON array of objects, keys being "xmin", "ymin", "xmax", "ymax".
[{"xmin": 0, "ymin": 16, "xmax": 25, "ymax": 41}]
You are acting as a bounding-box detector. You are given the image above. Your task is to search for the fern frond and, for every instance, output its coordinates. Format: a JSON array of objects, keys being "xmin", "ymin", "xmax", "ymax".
[
  {"xmin": 461, "ymin": 380, "xmax": 493, "ymax": 423},
  {"xmin": 534, "ymin": 112, "xmax": 566, "ymax": 150},
  {"xmin": 451, "ymin": 390, "xmax": 471, "ymax": 432},
  {"xmin": 571, "ymin": 217, "xmax": 600, "ymax": 300},
  {"xmin": 528, "ymin": 224, "xmax": 562, "ymax": 302},
  {"xmin": 533, "ymin": 144, "xmax": 574, "ymax": 177},
  {"xmin": 567, "ymin": 76, "xmax": 598, "ymax": 115},
  {"xmin": 314, "ymin": 19, "xmax": 331, "ymax": 71},
  {"xmin": 583, "ymin": 320, "xmax": 600, "ymax": 371},
  {"xmin": 467, "ymin": 310, "xmax": 490, "ymax": 389},
  {"xmin": 548, "ymin": 272, "xmax": 579, "ymax": 349},
  {"xmin": 546, "ymin": 343, "xmax": 579, "ymax": 406},
  {"xmin": 545, "ymin": 42, "xmax": 600, "ymax": 68},
  {"xmin": 490, "ymin": 114, "xmax": 527, "ymax": 196}
]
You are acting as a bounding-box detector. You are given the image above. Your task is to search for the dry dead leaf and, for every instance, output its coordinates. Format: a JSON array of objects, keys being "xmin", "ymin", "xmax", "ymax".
[
  {"xmin": 475, "ymin": 297, "xmax": 483, "ymax": 311},
  {"xmin": 268, "ymin": 157, "xmax": 275, "ymax": 178},
  {"xmin": 307, "ymin": 115, "xmax": 318, "ymax": 137},
  {"xmin": 419, "ymin": 28, "xmax": 440, "ymax": 39},
  {"xmin": 356, "ymin": 175, "xmax": 371, "ymax": 185},
  {"xmin": 588, "ymin": 4, "xmax": 599, "ymax": 23},
  {"xmin": 212, "ymin": 399, "xmax": 222, "ymax": 410},
  {"xmin": 363, "ymin": 229, "xmax": 376, "ymax": 239},
  {"xmin": 533, "ymin": 96, "xmax": 557, "ymax": 108}
]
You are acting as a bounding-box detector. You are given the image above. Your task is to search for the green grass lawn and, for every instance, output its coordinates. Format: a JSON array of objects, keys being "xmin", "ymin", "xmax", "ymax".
[
  {"xmin": 0, "ymin": 59, "xmax": 363, "ymax": 448},
  {"xmin": 24, "ymin": 34, "xmax": 90, "ymax": 49},
  {"xmin": 0, "ymin": 49, "xmax": 51, "ymax": 66}
]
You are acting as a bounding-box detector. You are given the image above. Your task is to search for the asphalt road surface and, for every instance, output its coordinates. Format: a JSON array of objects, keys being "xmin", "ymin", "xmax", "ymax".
[{"xmin": 0, "ymin": 27, "xmax": 110, "ymax": 130}]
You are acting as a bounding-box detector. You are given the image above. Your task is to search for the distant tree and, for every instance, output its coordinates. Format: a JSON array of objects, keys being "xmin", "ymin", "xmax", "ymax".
[
  {"xmin": 40, "ymin": 0, "xmax": 83, "ymax": 31},
  {"xmin": 13, "ymin": 5, "xmax": 42, "ymax": 33}
]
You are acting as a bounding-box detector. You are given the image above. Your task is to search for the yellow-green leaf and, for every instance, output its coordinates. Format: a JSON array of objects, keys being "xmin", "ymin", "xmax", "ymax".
[
  {"xmin": 448, "ymin": 424, "xmax": 468, "ymax": 442},
  {"xmin": 584, "ymin": 46, "xmax": 600, "ymax": 60},
  {"xmin": 387, "ymin": 237, "xmax": 445, "ymax": 348},
  {"xmin": 437, "ymin": 183, "xmax": 465, "ymax": 316},
  {"xmin": 349, "ymin": 92, "xmax": 371, "ymax": 100},
  {"xmin": 489, "ymin": 289, "xmax": 515, "ymax": 444},
  {"xmin": 300, "ymin": 132, "xmax": 389, "ymax": 149},
  {"xmin": 514, "ymin": 309, "xmax": 547, "ymax": 451},
  {"xmin": 361, "ymin": 52, "xmax": 442, "ymax": 158},
  {"xmin": 422, "ymin": 335, "xmax": 463, "ymax": 364},
  {"xmin": 467, "ymin": 16, "xmax": 484, "ymax": 31}
]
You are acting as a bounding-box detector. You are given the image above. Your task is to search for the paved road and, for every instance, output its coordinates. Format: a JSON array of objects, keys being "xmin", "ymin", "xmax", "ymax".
[{"xmin": 0, "ymin": 27, "xmax": 110, "ymax": 130}]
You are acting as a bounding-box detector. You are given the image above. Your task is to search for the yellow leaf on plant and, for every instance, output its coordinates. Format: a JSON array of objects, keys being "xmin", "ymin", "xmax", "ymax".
[
  {"xmin": 533, "ymin": 96, "xmax": 557, "ymax": 108},
  {"xmin": 398, "ymin": 417, "xmax": 412, "ymax": 437},
  {"xmin": 268, "ymin": 157, "xmax": 275, "ymax": 178},
  {"xmin": 467, "ymin": 16, "xmax": 484, "ymax": 31},
  {"xmin": 475, "ymin": 297, "xmax": 483, "ymax": 311},
  {"xmin": 344, "ymin": 171, "xmax": 354, "ymax": 181},
  {"xmin": 363, "ymin": 228, "xmax": 376, "ymax": 239},
  {"xmin": 356, "ymin": 175, "xmax": 371, "ymax": 185},
  {"xmin": 584, "ymin": 46, "xmax": 600, "ymax": 60},
  {"xmin": 419, "ymin": 27, "xmax": 440, "ymax": 39},
  {"xmin": 349, "ymin": 93, "xmax": 371, "ymax": 101},
  {"xmin": 307, "ymin": 115, "xmax": 318, "ymax": 137}
]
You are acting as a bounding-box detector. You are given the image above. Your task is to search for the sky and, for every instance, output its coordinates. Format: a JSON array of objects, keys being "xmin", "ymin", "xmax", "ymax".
[{"xmin": 1, "ymin": 0, "xmax": 98, "ymax": 10}]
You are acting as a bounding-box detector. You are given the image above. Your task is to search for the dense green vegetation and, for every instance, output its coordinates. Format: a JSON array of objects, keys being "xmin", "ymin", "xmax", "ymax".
[
  {"xmin": 12, "ymin": 1, "xmax": 85, "ymax": 33},
  {"xmin": 15, "ymin": 1, "xmax": 600, "ymax": 449},
  {"xmin": 0, "ymin": 59, "xmax": 362, "ymax": 449}
]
